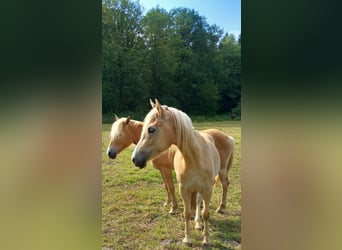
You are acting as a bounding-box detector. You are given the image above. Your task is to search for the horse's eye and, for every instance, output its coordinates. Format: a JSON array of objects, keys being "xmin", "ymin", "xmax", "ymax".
[{"xmin": 148, "ymin": 127, "xmax": 155, "ymax": 134}]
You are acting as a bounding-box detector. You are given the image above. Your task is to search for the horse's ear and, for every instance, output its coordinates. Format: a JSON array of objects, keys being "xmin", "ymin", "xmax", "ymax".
[
  {"xmin": 125, "ymin": 116, "xmax": 131, "ymax": 124},
  {"xmin": 149, "ymin": 98, "xmax": 156, "ymax": 108},
  {"xmin": 114, "ymin": 114, "xmax": 119, "ymax": 121},
  {"xmin": 155, "ymin": 98, "xmax": 163, "ymax": 115}
]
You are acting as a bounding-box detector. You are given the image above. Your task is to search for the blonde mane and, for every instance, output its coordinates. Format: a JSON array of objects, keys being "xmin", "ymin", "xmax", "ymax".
[
  {"xmin": 168, "ymin": 107, "xmax": 196, "ymax": 151},
  {"xmin": 143, "ymin": 106, "xmax": 196, "ymax": 151},
  {"xmin": 109, "ymin": 118, "xmax": 127, "ymax": 141}
]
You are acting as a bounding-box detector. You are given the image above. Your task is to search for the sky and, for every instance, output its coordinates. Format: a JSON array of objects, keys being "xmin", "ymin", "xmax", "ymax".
[{"xmin": 138, "ymin": 0, "xmax": 241, "ymax": 39}]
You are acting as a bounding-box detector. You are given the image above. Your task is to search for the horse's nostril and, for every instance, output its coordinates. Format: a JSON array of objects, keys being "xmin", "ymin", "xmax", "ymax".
[
  {"xmin": 132, "ymin": 157, "xmax": 135, "ymax": 164},
  {"xmin": 108, "ymin": 150, "xmax": 116, "ymax": 159}
]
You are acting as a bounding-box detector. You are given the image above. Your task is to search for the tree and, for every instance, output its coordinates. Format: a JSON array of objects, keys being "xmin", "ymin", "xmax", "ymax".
[
  {"xmin": 102, "ymin": 1, "xmax": 241, "ymax": 118},
  {"xmin": 214, "ymin": 33, "xmax": 241, "ymax": 115},
  {"xmin": 169, "ymin": 8, "xmax": 220, "ymax": 114},
  {"xmin": 142, "ymin": 7, "xmax": 178, "ymax": 106},
  {"xmin": 102, "ymin": 0, "xmax": 148, "ymax": 113}
]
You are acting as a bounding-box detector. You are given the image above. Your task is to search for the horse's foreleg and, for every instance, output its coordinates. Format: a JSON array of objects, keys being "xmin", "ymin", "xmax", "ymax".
[
  {"xmin": 202, "ymin": 190, "xmax": 212, "ymax": 247},
  {"xmin": 163, "ymin": 169, "xmax": 178, "ymax": 214},
  {"xmin": 180, "ymin": 188, "xmax": 192, "ymax": 246}
]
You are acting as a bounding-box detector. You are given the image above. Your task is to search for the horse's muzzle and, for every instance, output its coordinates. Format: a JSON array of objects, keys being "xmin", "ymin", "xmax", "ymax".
[
  {"xmin": 132, "ymin": 151, "xmax": 148, "ymax": 169},
  {"xmin": 107, "ymin": 148, "xmax": 117, "ymax": 159}
]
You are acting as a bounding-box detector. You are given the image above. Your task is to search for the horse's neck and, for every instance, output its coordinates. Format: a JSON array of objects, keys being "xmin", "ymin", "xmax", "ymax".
[
  {"xmin": 128, "ymin": 120, "xmax": 143, "ymax": 145},
  {"xmin": 177, "ymin": 130, "xmax": 202, "ymax": 165}
]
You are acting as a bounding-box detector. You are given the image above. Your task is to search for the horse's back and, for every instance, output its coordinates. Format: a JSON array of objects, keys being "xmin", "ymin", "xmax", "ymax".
[
  {"xmin": 202, "ymin": 129, "xmax": 234, "ymax": 152},
  {"xmin": 199, "ymin": 132, "xmax": 221, "ymax": 178},
  {"xmin": 202, "ymin": 129, "xmax": 234, "ymax": 166}
]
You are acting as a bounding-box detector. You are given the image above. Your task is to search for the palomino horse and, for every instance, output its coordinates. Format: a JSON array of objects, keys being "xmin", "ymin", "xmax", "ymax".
[
  {"xmin": 107, "ymin": 115, "xmax": 178, "ymax": 214},
  {"xmin": 107, "ymin": 115, "xmax": 234, "ymax": 216},
  {"xmin": 132, "ymin": 99, "xmax": 234, "ymax": 246}
]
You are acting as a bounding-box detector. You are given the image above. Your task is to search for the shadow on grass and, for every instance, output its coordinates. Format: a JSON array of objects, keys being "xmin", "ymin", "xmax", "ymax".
[
  {"xmin": 160, "ymin": 214, "xmax": 241, "ymax": 250},
  {"xmin": 209, "ymin": 215, "xmax": 241, "ymax": 249}
]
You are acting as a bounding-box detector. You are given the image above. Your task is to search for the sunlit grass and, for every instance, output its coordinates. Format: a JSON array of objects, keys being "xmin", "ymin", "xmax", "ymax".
[{"xmin": 102, "ymin": 121, "xmax": 241, "ymax": 249}]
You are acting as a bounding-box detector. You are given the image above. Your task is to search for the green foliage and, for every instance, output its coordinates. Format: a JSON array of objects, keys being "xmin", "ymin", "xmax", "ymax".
[
  {"xmin": 142, "ymin": 7, "xmax": 177, "ymax": 104},
  {"xmin": 231, "ymin": 102, "xmax": 241, "ymax": 118},
  {"xmin": 102, "ymin": 0, "xmax": 241, "ymax": 116},
  {"xmin": 102, "ymin": 0, "xmax": 148, "ymax": 113},
  {"xmin": 214, "ymin": 33, "xmax": 241, "ymax": 114}
]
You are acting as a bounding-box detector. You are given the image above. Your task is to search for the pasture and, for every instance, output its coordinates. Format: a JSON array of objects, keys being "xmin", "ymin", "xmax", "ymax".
[{"xmin": 102, "ymin": 120, "xmax": 241, "ymax": 249}]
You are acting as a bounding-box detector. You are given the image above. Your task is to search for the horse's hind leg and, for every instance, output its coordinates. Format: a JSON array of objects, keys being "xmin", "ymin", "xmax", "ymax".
[
  {"xmin": 194, "ymin": 193, "xmax": 203, "ymax": 230},
  {"xmin": 216, "ymin": 173, "xmax": 229, "ymax": 214},
  {"xmin": 190, "ymin": 191, "xmax": 197, "ymax": 215},
  {"xmin": 163, "ymin": 168, "xmax": 178, "ymax": 214},
  {"xmin": 216, "ymin": 154, "xmax": 233, "ymax": 214}
]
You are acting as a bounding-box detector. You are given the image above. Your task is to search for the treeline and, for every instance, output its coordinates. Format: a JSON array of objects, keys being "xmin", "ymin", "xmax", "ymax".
[{"xmin": 102, "ymin": 0, "xmax": 241, "ymax": 117}]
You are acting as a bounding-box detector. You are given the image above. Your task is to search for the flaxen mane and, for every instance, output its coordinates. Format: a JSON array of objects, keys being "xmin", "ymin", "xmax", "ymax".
[
  {"xmin": 167, "ymin": 107, "xmax": 195, "ymax": 152},
  {"xmin": 143, "ymin": 106, "xmax": 196, "ymax": 152},
  {"xmin": 109, "ymin": 118, "xmax": 126, "ymax": 141}
]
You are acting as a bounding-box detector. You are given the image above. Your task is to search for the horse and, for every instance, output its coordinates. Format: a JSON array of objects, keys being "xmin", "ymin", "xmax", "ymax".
[
  {"xmin": 132, "ymin": 99, "xmax": 234, "ymax": 246},
  {"xmin": 107, "ymin": 114, "xmax": 234, "ymax": 216},
  {"xmin": 107, "ymin": 115, "xmax": 178, "ymax": 214}
]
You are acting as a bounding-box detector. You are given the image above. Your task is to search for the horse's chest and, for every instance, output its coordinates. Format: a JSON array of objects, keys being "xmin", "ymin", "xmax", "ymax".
[{"xmin": 176, "ymin": 167, "xmax": 212, "ymax": 188}]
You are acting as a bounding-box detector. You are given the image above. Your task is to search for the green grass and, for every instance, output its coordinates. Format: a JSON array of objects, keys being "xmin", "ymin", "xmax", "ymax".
[{"xmin": 102, "ymin": 121, "xmax": 241, "ymax": 249}]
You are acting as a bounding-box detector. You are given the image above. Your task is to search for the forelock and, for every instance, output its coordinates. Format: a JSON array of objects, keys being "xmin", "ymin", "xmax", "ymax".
[
  {"xmin": 143, "ymin": 108, "xmax": 158, "ymax": 126},
  {"xmin": 109, "ymin": 118, "xmax": 126, "ymax": 140}
]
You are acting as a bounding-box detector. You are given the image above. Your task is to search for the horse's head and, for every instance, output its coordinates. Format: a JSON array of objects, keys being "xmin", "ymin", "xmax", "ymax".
[
  {"xmin": 132, "ymin": 99, "xmax": 176, "ymax": 168},
  {"xmin": 107, "ymin": 115, "xmax": 133, "ymax": 159}
]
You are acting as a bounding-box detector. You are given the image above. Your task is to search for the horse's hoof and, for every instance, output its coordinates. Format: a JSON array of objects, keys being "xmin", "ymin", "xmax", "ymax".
[
  {"xmin": 202, "ymin": 242, "xmax": 210, "ymax": 248},
  {"xmin": 215, "ymin": 208, "xmax": 224, "ymax": 214},
  {"xmin": 195, "ymin": 224, "xmax": 202, "ymax": 230},
  {"xmin": 182, "ymin": 241, "xmax": 192, "ymax": 247},
  {"xmin": 168, "ymin": 210, "xmax": 176, "ymax": 215}
]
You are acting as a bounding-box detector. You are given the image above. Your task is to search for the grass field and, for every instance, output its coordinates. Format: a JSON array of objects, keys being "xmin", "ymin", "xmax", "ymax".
[{"xmin": 102, "ymin": 120, "xmax": 241, "ymax": 249}]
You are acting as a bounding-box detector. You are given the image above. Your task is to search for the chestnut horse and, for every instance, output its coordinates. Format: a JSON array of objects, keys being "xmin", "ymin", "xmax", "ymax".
[
  {"xmin": 132, "ymin": 99, "xmax": 234, "ymax": 246},
  {"xmin": 107, "ymin": 115, "xmax": 234, "ymax": 216}
]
